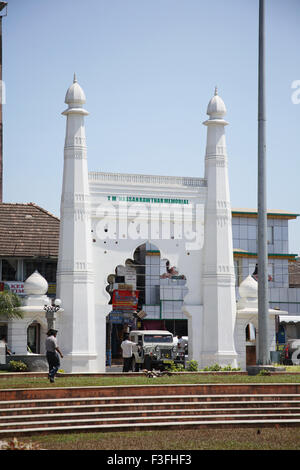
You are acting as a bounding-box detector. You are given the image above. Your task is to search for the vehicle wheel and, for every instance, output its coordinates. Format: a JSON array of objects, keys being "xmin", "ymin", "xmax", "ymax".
[{"xmin": 144, "ymin": 355, "xmax": 152, "ymax": 371}]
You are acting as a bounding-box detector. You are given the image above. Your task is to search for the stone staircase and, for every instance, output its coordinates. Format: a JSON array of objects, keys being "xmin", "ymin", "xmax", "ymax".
[{"xmin": 0, "ymin": 384, "xmax": 300, "ymax": 436}]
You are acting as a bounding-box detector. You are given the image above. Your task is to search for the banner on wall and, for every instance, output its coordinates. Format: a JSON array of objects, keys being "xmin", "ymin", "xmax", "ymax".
[
  {"xmin": 112, "ymin": 290, "xmax": 139, "ymax": 310},
  {"xmin": 0, "ymin": 282, "xmax": 25, "ymax": 294},
  {"xmin": 0, "ymin": 281, "xmax": 55, "ymax": 296},
  {"xmin": 108, "ymin": 310, "xmax": 136, "ymax": 327}
]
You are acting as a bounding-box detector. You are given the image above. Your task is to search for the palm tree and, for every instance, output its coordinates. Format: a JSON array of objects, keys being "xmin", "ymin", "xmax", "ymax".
[{"xmin": 0, "ymin": 291, "xmax": 23, "ymax": 319}]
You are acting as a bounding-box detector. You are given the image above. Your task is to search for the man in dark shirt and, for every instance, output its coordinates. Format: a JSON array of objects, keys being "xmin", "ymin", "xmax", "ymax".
[{"xmin": 45, "ymin": 329, "xmax": 63, "ymax": 383}]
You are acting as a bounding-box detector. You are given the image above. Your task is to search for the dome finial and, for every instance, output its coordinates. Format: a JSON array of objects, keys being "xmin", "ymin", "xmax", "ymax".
[
  {"xmin": 206, "ymin": 86, "xmax": 227, "ymax": 119},
  {"xmin": 23, "ymin": 270, "xmax": 49, "ymax": 296},
  {"xmin": 63, "ymin": 74, "xmax": 86, "ymax": 107}
]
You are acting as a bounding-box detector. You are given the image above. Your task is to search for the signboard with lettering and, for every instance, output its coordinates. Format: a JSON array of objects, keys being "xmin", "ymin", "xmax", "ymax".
[
  {"xmin": 107, "ymin": 195, "xmax": 189, "ymax": 205},
  {"xmin": 112, "ymin": 290, "xmax": 139, "ymax": 310},
  {"xmin": 0, "ymin": 282, "xmax": 25, "ymax": 294},
  {"xmin": 125, "ymin": 266, "xmax": 136, "ymax": 290},
  {"xmin": 108, "ymin": 311, "xmax": 124, "ymax": 324},
  {"xmin": 108, "ymin": 310, "xmax": 136, "ymax": 327}
]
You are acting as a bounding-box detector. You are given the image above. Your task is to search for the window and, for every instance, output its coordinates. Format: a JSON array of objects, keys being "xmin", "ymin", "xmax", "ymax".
[
  {"xmin": 268, "ymin": 263, "xmax": 274, "ymax": 281},
  {"xmin": 44, "ymin": 263, "xmax": 57, "ymax": 283},
  {"xmin": 248, "ymin": 226, "xmax": 256, "ymax": 240},
  {"xmin": 267, "ymin": 226, "xmax": 274, "ymax": 244},
  {"xmin": 246, "ymin": 323, "xmax": 256, "ymax": 342},
  {"xmin": 25, "ymin": 261, "xmax": 43, "ymax": 280},
  {"xmin": 2, "ymin": 259, "xmax": 17, "ymax": 281},
  {"xmin": 24, "ymin": 260, "xmax": 57, "ymax": 284},
  {"xmin": 0, "ymin": 324, "xmax": 7, "ymax": 340},
  {"xmin": 248, "ymin": 262, "xmax": 274, "ymax": 281},
  {"xmin": 143, "ymin": 334, "xmax": 173, "ymax": 343}
]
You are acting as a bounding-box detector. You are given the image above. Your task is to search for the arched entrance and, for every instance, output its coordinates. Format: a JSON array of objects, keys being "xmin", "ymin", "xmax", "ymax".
[
  {"xmin": 245, "ymin": 322, "xmax": 256, "ymax": 366},
  {"xmin": 106, "ymin": 242, "xmax": 188, "ymax": 363},
  {"xmin": 27, "ymin": 322, "xmax": 41, "ymax": 354}
]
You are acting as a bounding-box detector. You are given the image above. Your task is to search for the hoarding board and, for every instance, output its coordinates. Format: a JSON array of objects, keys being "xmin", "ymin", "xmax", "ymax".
[{"xmin": 112, "ymin": 290, "xmax": 139, "ymax": 310}]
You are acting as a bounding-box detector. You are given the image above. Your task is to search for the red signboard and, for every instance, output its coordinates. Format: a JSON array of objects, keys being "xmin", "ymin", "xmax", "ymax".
[
  {"xmin": 112, "ymin": 290, "xmax": 139, "ymax": 310},
  {"xmin": 0, "ymin": 282, "xmax": 24, "ymax": 294}
]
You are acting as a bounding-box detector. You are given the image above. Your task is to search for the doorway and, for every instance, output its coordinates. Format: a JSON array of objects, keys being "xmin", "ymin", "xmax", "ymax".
[
  {"xmin": 245, "ymin": 322, "xmax": 256, "ymax": 366},
  {"xmin": 105, "ymin": 242, "xmax": 188, "ymax": 363},
  {"xmin": 27, "ymin": 322, "xmax": 41, "ymax": 354}
]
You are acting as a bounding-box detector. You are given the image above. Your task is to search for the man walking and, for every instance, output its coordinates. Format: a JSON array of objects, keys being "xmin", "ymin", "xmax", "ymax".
[
  {"xmin": 120, "ymin": 333, "xmax": 135, "ymax": 372},
  {"xmin": 45, "ymin": 329, "xmax": 63, "ymax": 383}
]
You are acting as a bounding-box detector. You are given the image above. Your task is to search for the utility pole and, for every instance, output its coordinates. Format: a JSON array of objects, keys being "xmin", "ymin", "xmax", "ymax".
[
  {"xmin": 0, "ymin": 2, "xmax": 7, "ymax": 203},
  {"xmin": 257, "ymin": 0, "xmax": 270, "ymax": 365}
]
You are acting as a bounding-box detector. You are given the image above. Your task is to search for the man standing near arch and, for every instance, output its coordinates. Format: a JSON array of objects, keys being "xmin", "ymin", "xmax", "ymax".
[
  {"xmin": 45, "ymin": 329, "xmax": 64, "ymax": 383},
  {"xmin": 120, "ymin": 333, "xmax": 135, "ymax": 372}
]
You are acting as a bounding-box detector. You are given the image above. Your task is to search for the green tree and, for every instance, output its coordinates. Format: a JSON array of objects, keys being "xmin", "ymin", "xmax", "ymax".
[{"xmin": 0, "ymin": 291, "xmax": 23, "ymax": 319}]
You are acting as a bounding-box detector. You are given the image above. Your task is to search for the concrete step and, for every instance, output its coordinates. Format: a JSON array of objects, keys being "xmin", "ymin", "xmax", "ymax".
[
  {"xmin": 1, "ymin": 393, "xmax": 300, "ymax": 409},
  {"xmin": 1, "ymin": 399, "xmax": 300, "ymax": 415},
  {"xmin": 1, "ymin": 417, "xmax": 300, "ymax": 437},
  {"xmin": 2, "ymin": 413, "xmax": 300, "ymax": 430},
  {"xmin": 1, "ymin": 396, "xmax": 300, "ymax": 418},
  {"xmin": 1, "ymin": 407, "xmax": 300, "ymax": 424},
  {"xmin": 1, "ymin": 385, "xmax": 300, "ymax": 436}
]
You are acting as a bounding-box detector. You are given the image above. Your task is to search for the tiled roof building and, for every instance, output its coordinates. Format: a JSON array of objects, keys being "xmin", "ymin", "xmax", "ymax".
[
  {"xmin": 289, "ymin": 258, "xmax": 300, "ymax": 288},
  {"xmin": 0, "ymin": 203, "xmax": 59, "ymax": 290},
  {"xmin": 0, "ymin": 203, "xmax": 59, "ymax": 258}
]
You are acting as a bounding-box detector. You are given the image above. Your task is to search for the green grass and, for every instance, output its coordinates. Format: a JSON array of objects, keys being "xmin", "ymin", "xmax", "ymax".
[
  {"xmin": 0, "ymin": 372, "xmax": 300, "ymax": 389},
  {"xmin": 7, "ymin": 428, "xmax": 300, "ymax": 450},
  {"xmin": 286, "ymin": 365, "xmax": 300, "ymax": 372},
  {"xmin": 1, "ymin": 370, "xmax": 300, "ymax": 451}
]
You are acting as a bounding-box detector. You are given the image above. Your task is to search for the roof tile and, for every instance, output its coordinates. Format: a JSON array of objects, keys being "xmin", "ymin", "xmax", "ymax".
[{"xmin": 0, "ymin": 203, "xmax": 60, "ymax": 258}]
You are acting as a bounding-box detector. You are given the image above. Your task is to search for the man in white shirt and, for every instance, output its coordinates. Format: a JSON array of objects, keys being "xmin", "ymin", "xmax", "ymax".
[
  {"xmin": 177, "ymin": 335, "xmax": 186, "ymax": 354},
  {"xmin": 120, "ymin": 333, "xmax": 135, "ymax": 372}
]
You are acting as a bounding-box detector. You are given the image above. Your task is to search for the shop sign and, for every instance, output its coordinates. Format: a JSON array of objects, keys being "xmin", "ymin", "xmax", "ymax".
[
  {"xmin": 108, "ymin": 310, "xmax": 136, "ymax": 327},
  {"xmin": 0, "ymin": 282, "xmax": 25, "ymax": 294},
  {"xmin": 47, "ymin": 283, "xmax": 56, "ymax": 295},
  {"xmin": 109, "ymin": 311, "xmax": 124, "ymax": 324},
  {"xmin": 112, "ymin": 290, "xmax": 139, "ymax": 310},
  {"xmin": 123, "ymin": 312, "xmax": 136, "ymax": 327}
]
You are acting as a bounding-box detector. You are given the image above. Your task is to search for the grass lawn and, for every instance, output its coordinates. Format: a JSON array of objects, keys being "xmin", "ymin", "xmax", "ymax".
[
  {"xmin": 5, "ymin": 428, "xmax": 300, "ymax": 451},
  {"xmin": 1, "ymin": 370, "xmax": 299, "ymax": 451},
  {"xmin": 0, "ymin": 371, "xmax": 300, "ymax": 389}
]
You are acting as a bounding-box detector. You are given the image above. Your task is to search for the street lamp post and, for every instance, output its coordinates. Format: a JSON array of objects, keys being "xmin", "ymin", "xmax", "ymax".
[
  {"xmin": 257, "ymin": 0, "xmax": 270, "ymax": 365},
  {"xmin": 44, "ymin": 298, "xmax": 61, "ymax": 331},
  {"xmin": 0, "ymin": 2, "xmax": 7, "ymax": 203}
]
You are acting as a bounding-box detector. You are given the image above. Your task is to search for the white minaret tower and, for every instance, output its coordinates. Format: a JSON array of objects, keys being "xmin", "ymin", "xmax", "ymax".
[
  {"xmin": 201, "ymin": 88, "xmax": 238, "ymax": 368},
  {"xmin": 56, "ymin": 74, "xmax": 98, "ymax": 372}
]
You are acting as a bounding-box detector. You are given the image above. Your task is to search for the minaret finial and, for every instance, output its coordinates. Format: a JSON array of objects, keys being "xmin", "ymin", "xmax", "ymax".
[
  {"xmin": 214, "ymin": 86, "xmax": 218, "ymax": 96},
  {"xmin": 73, "ymin": 72, "xmax": 77, "ymax": 83}
]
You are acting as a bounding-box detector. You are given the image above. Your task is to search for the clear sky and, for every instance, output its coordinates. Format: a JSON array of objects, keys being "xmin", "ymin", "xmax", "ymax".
[{"xmin": 2, "ymin": 0, "xmax": 300, "ymax": 253}]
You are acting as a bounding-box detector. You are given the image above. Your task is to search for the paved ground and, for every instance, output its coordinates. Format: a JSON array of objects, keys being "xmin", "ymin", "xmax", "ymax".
[
  {"xmin": 105, "ymin": 364, "xmax": 146, "ymax": 373},
  {"xmin": 105, "ymin": 364, "xmax": 123, "ymax": 373}
]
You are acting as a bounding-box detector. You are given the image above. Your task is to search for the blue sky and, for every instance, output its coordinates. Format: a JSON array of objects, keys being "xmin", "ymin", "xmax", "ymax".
[{"xmin": 2, "ymin": 0, "xmax": 300, "ymax": 253}]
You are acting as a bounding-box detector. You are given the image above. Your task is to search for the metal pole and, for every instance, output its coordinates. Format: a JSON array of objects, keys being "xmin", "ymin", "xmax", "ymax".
[
  {"xmin": 0, "ymin": 15, "xmax": 3, "ymax": 203},
  {"xmin": 257, "ymin": 0, "xmax": 270, "ymax": 365}
]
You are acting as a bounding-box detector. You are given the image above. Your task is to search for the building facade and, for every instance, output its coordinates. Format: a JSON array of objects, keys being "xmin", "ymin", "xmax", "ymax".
[
  {"xmin": 232, "ymin": 208, "xmax": 300, "ymax": 348},
  {"xmin": 55, "ymin": 78, "xmax": 239, "ymax": 372},
  {"xmin": 0, "ymin": 202, "xmax": 59, "ymax": 354},
  {"xmin": 1, "ymin": 78, "xmax": 299, "ymax": 370}
]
